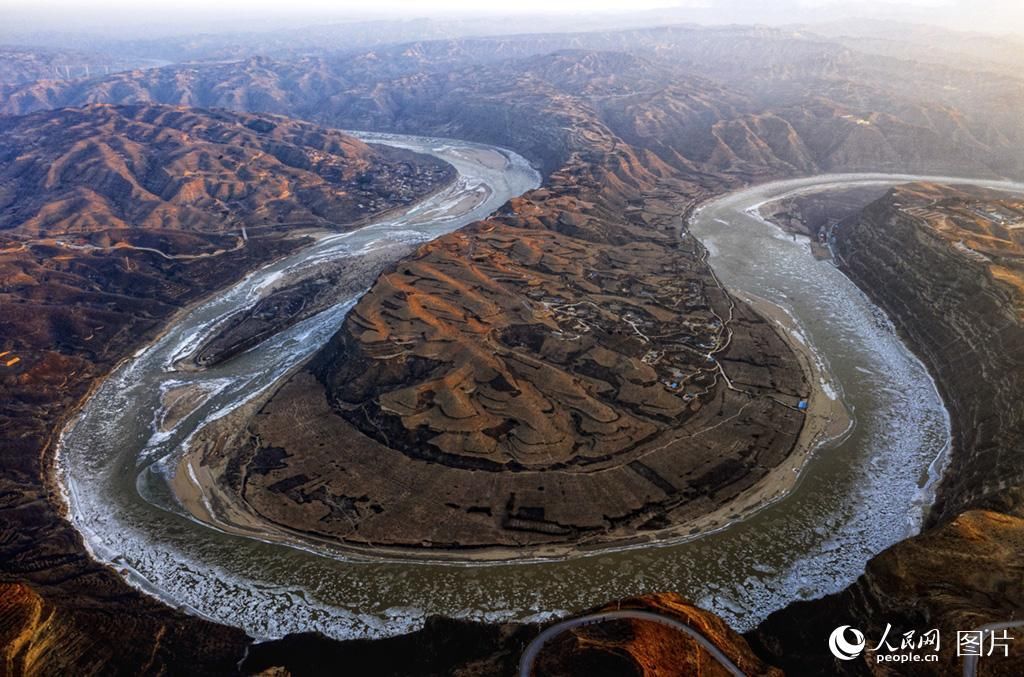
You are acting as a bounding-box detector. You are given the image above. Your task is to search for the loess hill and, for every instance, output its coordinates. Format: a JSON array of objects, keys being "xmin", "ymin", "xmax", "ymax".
[
  {"xmin": 839, "ymin": 183, "xmax": 1024, "ymax": 524},
  {"xmin": 0, "ymin": 103, "xmax": 453, "ymax": 675},
  {"xmin": 0, "ymin": 103, "xmax": 452, "ymax": 238},
  {"xmin": 177, "ymin": 54, "xmax": 823, "ymax": 556},
  {"xmin": 751, "ymin": 183, "xmax": 1024, "ymax": 675},
  {"xmin": 0, "ymin": 103, "xmax": 454, "ymax": 472},
  {"xmin": 239, "ymin": 592, "xmax": 780, "ymax": 676},
  {"xmin": 165, "ymin": 33, "xmax": 1024, "ymax": 559}
]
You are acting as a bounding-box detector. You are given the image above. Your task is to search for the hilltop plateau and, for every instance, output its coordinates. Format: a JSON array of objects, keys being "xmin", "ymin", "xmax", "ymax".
[{"xmin": 185, "ymin": 174, "xmax": 814, "ymax": 556}]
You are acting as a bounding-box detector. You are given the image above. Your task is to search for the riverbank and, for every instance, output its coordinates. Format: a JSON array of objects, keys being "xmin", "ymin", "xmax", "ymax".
[
  {"xmin": 57, "ymin": 172, "xmax": 953, "ymax": 644},
  {"xmin": 696, "ymin": 290, "xmax": 853, "ymax": 525},
  {"xmin": 3, "ymin": 107, "xmax": 469, "ymax": 674},
  {"xmin": 54, "ymin": 132, "xmax": 547, "ymax": 638},
  {"xmin": 751, "ymin": 179, "xmax": 1024, "ymax": 676},
  {"xmin": 168, "ymin": 273, "xmax": 850, "ymax": 565}
]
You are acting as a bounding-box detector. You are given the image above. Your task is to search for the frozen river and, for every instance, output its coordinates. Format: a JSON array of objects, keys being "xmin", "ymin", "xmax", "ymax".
[{"xmin": 60, "ymin": 163, "xmax": 1019, "ymax": 639}]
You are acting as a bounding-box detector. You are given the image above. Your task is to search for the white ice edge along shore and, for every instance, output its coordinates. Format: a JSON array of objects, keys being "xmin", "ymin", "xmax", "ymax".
[
  {"xmin": 55, "ymin": 168, "xmax": 1018, "ymax": 640},
  {"xmin": 55, "ymin": 133, "xmax": 543, "ymax": 639}
]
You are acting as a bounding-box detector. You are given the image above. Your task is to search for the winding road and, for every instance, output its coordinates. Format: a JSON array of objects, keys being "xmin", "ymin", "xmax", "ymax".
[{"xmin": 518, "ymin": 609, "xmax": 746, "ymax": 676}]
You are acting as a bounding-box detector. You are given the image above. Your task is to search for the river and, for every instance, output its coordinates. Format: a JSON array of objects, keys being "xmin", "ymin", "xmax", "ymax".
[{"xmin": 59, "ymin": 156, "xmax": 1023, "ymax": 639}]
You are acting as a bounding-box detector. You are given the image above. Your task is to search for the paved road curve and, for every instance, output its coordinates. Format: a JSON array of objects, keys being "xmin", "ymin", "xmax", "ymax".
[
  {"xmin": 518, "ymin": 609, "xmax": 747, "ymax": 677},
  {"xmin": 962, "ymin": 620, "xmax": 1024, "ymax": 677}
]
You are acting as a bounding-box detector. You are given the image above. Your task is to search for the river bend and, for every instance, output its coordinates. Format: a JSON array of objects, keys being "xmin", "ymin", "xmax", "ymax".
[{"xmin": 60, "ymin": 163, "xmax": 1023, "ymax": 638}]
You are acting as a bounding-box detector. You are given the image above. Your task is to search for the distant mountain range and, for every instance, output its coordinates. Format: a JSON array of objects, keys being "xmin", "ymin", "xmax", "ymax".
[{"xmin": 3, "ymin": 24, "xmax": 1021, "ymax": 182}]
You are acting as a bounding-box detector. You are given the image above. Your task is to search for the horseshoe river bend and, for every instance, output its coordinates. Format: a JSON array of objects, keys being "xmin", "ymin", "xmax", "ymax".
[{"xmin": 61, "ymin": 132, "xmax": 1021, "ymax": 641}]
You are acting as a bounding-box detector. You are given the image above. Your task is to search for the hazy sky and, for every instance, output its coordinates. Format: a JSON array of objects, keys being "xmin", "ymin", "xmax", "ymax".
[
  {"xmin": 0, "ymin": 0, "xmax": 960, "ymax": 13},
  {"xmin": 12, "ymin": 0, "xmax": 683, "ymax": 12},
  {"xmin": 2, "ymin": 0, "xmax": 1022, "ymax": 37}
]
